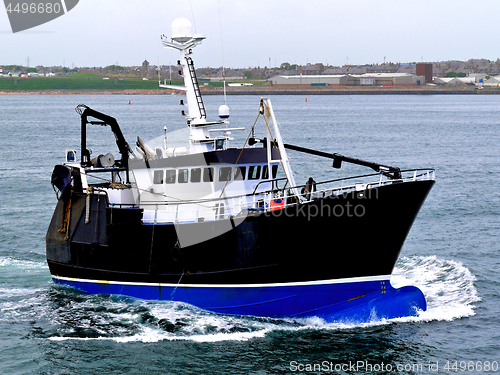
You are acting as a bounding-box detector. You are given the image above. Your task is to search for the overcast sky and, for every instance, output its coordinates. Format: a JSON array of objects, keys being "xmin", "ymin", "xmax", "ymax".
[{"xmin": 1, "ymin": 0, "xmax": 499, "ymax": 69}]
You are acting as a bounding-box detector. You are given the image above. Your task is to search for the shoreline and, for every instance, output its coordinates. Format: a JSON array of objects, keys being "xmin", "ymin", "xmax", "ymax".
[{"xmin": 0, "ymin": 86, "xmax": 497, "ymax": 95}]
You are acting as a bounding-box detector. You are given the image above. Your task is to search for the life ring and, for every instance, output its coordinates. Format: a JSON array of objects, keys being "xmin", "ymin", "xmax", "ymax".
[{"xmin": 270, "ymin": 198, "xmax": 285, "ymax": 211}]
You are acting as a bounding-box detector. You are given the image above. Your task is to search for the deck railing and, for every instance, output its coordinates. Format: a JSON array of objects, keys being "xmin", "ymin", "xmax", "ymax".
[{"xmin": 108, "ymin": 168, "xmax": 435, "ymax": 224}]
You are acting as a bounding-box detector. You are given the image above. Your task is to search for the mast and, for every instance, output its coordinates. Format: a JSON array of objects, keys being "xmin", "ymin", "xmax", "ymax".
[
  {"xmin": 160, "ymin": 18, "xmax": 243, "ymax": 156},
  {"xmin": 160, "ymin": 18, "xmax": 210, "ymax": 153}
]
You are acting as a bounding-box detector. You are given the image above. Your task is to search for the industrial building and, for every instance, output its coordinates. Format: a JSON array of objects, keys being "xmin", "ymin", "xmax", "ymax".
[
  {"xmin": 268, "ymin": 73, "xmax": 426, "ymax": 87},
  {"xmin": 416, "ymin": 63, "xmax": 433, "ymax": 84},
  {"xmin": 433, "ymin": 77, "xmax": 477, "ymax": 85}
]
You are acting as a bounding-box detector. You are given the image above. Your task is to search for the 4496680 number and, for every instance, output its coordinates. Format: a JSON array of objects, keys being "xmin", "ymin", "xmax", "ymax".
[
  {"xmin": 5, "ymin": 2, "xmax": 62, "ymax": 14},
  {"xmin": 444, "ymin": 361, "xmax": 498, "ymax": 372}
]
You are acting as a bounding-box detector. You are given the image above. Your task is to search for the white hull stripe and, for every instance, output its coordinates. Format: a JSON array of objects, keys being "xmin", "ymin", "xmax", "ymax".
[{"xmin": 51, "ymin": 274, "xmax": 391, "ymax": 289}]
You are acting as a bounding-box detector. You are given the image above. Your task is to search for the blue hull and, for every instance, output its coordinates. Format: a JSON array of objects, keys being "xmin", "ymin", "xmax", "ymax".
[{"xmin": 52, "ymin": 275, "xmax": 426, "ymax": 323}]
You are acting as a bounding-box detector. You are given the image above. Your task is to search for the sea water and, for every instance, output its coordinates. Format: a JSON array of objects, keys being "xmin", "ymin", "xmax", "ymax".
[{"xmin": 0, "ymin": 94, "xmax": 498, "ymax": 374}]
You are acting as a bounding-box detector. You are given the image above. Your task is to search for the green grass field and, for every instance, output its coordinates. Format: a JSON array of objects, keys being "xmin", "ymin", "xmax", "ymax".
[
  {"xmin": 0, "ymin": 74, "xmax": 267, "ymax": 91},
  {"xmin": 0, "ymin": 75, "xmax": 180, "ymax": 91}
]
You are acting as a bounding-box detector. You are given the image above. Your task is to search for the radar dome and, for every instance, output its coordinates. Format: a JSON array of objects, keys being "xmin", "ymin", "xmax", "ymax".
[
  {"xmin": 219, "ymin": 104, "xmax": 230, "ymax": 119},
  {"xmin": 171, "ymin": 18, "xmax": 193, "ymax": 43}
]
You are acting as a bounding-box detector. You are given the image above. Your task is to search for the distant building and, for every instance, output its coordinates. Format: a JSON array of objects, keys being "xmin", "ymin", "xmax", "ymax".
[
  {"xmin": 468, "ymin": 73, "xmax": 487, "ymax": 83},
  {"xmin": 367, "ymin": 64, "xmax": 398, "ymax": 73},
  {"xmin": 269, "ymin": 73, "xmax": 426, "ymax": 87},
  {"xmin": 433, "ymin": 77, "xmax": 476, "ymax": 86},
  {"xmin": 323, "ymin": 68, "xmax": 345, "ymax": 75},
  {"xmin": 483, "ymin": 75, "xmax": 500, "ymax": 87},
  {"xmin": 142, "ymin": 60, "xmax": 149, "ymax": 72},
  {"xmin": 323, "ymin": 66, "xmax": 368, "ymax": 75},
  {"xmin": 416, "ymin": 63, "xmax": 433, "ymax": 84},
  {"xmin": 298, "ymin": 63, "xmax": 325, "ymax": 75},
  {"xmin": 396, "ymin": 65, "xmax": 416, "ymax": 75},
  {"xmin": 269, "ymin": 75, "xmax": 348, "ymax": 86}
]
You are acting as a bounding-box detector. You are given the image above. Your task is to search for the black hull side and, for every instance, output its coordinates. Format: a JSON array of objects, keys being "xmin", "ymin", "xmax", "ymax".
[{"xmin": 46, "ymin": 180, "xmax": 434, "ymax": 285}]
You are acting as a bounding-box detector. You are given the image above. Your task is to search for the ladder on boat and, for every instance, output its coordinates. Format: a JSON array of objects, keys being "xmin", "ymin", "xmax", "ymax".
[{"xmin": 186, "ymin": 57, "xmax": 206, "ymax": 119}]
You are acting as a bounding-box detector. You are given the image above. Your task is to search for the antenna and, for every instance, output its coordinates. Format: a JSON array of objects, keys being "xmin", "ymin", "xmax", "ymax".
[
  {"xmin": 188, "ymin": 0, "xmax": 197, "ymax": 34},
  {"xmin": 218, "ymin": 0, "xmax": 227, "ymax": 104},
  {"xmin": 162, "ymin": 18, "xmax": 206, "ymax": 122}
]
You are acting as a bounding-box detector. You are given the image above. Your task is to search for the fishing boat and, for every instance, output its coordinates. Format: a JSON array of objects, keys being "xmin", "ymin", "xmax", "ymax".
[{"xmin": 46, "ymin": 18, "xmax": 435, "ymax": 323}]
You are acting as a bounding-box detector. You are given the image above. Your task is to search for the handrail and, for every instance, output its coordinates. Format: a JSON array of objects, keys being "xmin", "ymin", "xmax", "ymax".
[
  {"xmin": 304, "ymin": 168, "xmax": 435, "ymax": 190},
  {"xmin": 250, "ymin": 168, "xmax": 433, "ymax": 196},
  {"xmin": 250, "ymin": 168, "xmax": 435, "ymax": 201},
  {"xmin": 133, "ymin": 168, "xmax": 435, "ymax": 212},
  {"xmin": 251, "ymin": 177, "xmax": 289, "ymax": 195}
]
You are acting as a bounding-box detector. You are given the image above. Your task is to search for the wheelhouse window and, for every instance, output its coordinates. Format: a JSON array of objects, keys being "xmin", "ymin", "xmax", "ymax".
[
  {"xmin": 153, "ymin": 170, "xmax": 164, "ymax": 184},
  {"xmin": 234, "ymin": 166, "xmax": 246, "ymax": 180},
  {"xmin": 262, "ymin": 165, "xmax": 279, "ymax": 179},
  {"xmin": 191, "ymin": 168, "xmax": 201, "ymax": 183},
  {"xmin": 219, "ymin": 167, "xmax": 232, "ymax": 182},
  {"xmin": 248, "ymin": 165, "xmax": 261, "ymax": 180},
  {"xmin": 203, "ymin": 167, "xmax": 214, "ymax": 182},
  {"xmin": 165, "ymin": 169, "xmax": 176, "ymax": 184},
  {"xmin": 178, "ymin": 168, "xmax": 189, "ymax": 183}
]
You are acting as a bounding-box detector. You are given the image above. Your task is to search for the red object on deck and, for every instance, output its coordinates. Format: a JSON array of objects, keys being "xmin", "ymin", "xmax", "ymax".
[{"xmin": 270, "ymin": 198, "xmax": 285, "ymax": 211}]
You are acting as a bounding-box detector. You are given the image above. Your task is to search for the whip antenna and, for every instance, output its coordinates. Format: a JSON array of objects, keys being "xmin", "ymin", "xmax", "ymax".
[
  {"xmin": 188, "ymin": 0, "xmax": 197, "ymax": 34},
  {"xmin": 218, "ymin": 0, "xmax": 227, "ymax": 104}
]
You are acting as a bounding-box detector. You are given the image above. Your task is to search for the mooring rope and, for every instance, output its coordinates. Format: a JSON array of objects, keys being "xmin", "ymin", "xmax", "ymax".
[{"xmin": 85, "ymin": 187, "xmax": 92, "ymax": 224}]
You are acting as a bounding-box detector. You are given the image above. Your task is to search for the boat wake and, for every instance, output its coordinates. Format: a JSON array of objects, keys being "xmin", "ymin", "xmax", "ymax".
[
  {"xmin": 391, "ymin": 255, "xmax": 481, "ymax": 322},
  {"xmin": 0, "ymin": 256, "xmax": 46, "ymax": 270},
  {"xmin": 0, "ymin": 255, "xmax": 480, "ymax": 343}
]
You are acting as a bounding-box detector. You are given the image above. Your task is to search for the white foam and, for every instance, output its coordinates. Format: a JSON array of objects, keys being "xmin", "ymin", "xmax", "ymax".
[
  {"xmin": 391, "ymin": 255, "xmax": 480, "ymax": 322},
  {"xmin": 0, "ymin": 256, "xmax": 46, "ymax": 270},
  {"xmin": 0, "ymin": 287, "xmax": 42, "ymax": 298},
  {"xmin": 116, "ymin": 326, "xmax": 270, "ymax": 343},
  {"xmin": 47, "ymin": 324, "xmax": 271, "ymax": 343}
]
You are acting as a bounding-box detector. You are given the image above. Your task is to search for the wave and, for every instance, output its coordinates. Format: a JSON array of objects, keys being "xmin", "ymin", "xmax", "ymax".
[
  {"xmin": 0, "ymin": 256, "xmax": 46, "ymax": 270},
  {"xmin": 2, "ymin": 255, "xmax": 480, "ymax": 343},
  {"xmin": 391, "ymin": 255, "xmax": 480, "ymax": 322},
  {"xmin": 44, "ymin": 299, "xmax": 293, "ymax": 343}
]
